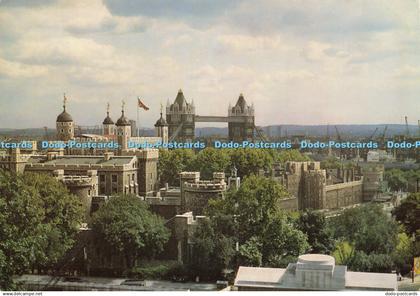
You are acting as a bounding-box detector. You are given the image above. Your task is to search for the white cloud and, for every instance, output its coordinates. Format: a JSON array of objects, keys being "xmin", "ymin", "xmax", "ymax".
[
  {"xmin": 0, "ymin": 57, "xmax": 48, "ymax": 78},
  {"xmin": 0, "ymin": 0, "xmax": 419, "ymax": 128}
]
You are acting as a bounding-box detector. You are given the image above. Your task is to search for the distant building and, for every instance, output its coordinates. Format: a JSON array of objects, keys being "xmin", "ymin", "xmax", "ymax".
[
  {"xmin": 166, "ymin": 90, "xmax": 256, "ymax": 142},
  {"xmin": 166, "ymin": 89, "xmax": 195, "ymax": 142},
  {"xmin": 264, "ymin": 161, "xmax": 364, "ymax": 210},
  {"xmin": 154, "ymin": 107, "xmax": 169, "ymax": 145},
  {"xmin": 228, "ymin": 94, "xmax": 255, "ymax": 142},
  {"xmin": 56, "ymin": 95, "xmax": 74, "ymax": 141},
  {"xmin": 234, "ymin": 254, "xmax": 397, "ymax": 291},
  {"xmin": 179, "ymin": 172, "xmax": 226, "ymax": 215}
]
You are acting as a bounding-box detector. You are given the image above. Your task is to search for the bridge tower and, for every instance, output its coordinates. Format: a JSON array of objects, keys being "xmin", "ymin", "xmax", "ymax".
[
  {"xmin": 166, "ymin": 89, "xmax": 195, "ymax": 142},
  {"xmin": 228, "ymin": 94, "xmax": 255, "ymax": 141}
]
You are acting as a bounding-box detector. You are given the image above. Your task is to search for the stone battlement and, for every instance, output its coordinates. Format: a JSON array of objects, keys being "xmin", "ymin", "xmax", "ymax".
[{"xmin": 183, "ymin": 181, "xmax": 226, "ymax": 191}]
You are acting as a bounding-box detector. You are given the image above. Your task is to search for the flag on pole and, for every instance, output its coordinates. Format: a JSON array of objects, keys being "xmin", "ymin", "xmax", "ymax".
[{"xmin": 138, "ymin": 98, "xmax": 149, "ymax": 110}]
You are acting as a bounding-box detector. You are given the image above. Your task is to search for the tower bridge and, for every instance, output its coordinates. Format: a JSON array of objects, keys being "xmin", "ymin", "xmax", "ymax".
[{"xmin": 167, "ymin": 89, "xmax": 257, "ymax": 142}]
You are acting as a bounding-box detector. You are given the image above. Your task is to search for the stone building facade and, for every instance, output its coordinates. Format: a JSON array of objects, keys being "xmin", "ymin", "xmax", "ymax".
[
  {"xmin": 266, "ymin": 161, "xmax": 367, "ymax": 210},
  {"xmin": 180, "ymin": 172, "xmax": 227, "ymax": 215}
]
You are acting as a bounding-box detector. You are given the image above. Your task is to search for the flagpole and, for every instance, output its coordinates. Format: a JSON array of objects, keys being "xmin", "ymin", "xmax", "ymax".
[{"xmin": 137, "ymin": 97, "xmax": 140, "ymax": 137}]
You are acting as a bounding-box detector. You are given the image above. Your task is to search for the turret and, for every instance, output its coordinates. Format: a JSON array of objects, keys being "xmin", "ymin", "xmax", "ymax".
[
  {"xmin": 154, "ymin": 103, "xmax": 168, "ymax": 144},
  {"xmin": 102, "ymin": 102, "xmax": 115, "ymax": 136},
  {"xmin": 228, "ymin": 93, "xmax": 255, "ymax": 142},
  {"xmin": 116, "ymin": 100, "xmax": 131, "ymax": 151},
  {"xmin": 56, "ymin": 93, "xmax": 74, "ymax": 141}
]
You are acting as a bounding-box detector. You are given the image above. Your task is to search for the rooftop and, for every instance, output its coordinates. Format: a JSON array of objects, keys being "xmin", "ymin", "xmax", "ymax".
[
  {"xmin": 28, "ymin": 155, "xmax": 135, "ymax": 166},
  {"xmin": 234, "ymin": 254, "xmax": 397, "ymax": 291}
]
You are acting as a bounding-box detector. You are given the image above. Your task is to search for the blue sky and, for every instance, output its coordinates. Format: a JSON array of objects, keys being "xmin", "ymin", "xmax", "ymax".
[{"xmin": 0, "ymin": 0, "xmax": 419, "ymax": 128}]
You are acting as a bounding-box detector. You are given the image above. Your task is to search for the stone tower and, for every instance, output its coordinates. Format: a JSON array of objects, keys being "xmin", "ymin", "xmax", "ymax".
[
  {"xmin": 8, "ymin": 148, "xmax": 27, "ymax": 173},
  {"xmin": 155, "ymin": 104, "xmax": 168, "ymax": 144},
  {"xmin": 56, "ymin": 94, "xmax": 74, "ymax": 141},
  {"xmin": 116, "ymin": 101, "xmax": 131, "ymax": 151},
  {"xmin": 361, "ymin": 163, "xmax": 385, "ymax": 201},
  {"xmin": 166, "ymin": 89, "xmax": 195, "ymax": 142},
  {"xmin": 102, "ymin": 103, "xmax": 115, "ymax": 136},
  {"xmin": 228, "ymin": 94, "xmax": 255, "ymax": 141}
]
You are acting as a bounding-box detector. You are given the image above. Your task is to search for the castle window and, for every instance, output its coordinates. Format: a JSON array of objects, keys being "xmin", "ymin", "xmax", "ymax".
[
  {"xmin": 112, "ymin": 174, "xmax": 117, "ymax": 183},
  {"xmin": 99, "ymin": 174, "xmax": 105, "ymax": 183}
]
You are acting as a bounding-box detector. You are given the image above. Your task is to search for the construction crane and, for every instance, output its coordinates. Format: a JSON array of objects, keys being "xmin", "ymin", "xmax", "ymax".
[
  {"xmin": 334, "ymin": 125, "xmax": 342, "ymax": 141},
  {"xmin": 43, "ymin": 126, "xmax": 49, "ymax": 140},
  {"xmin": 380, "ymin": 125, "xmax": 388, "ymax": 144},
  {"xmin": 405, "ymin": 116, "xmax": 410, "ymax": 136},
  {"xmin": 418, "ymin": 120, "xmax": 420, "ymax": 137},
  {"xmin": 334, "ymin": 125, "xmax": 344, "ymax": 160},
  {"xmin": 254, "ymin": 125, "xmax": 268, "ymax": 142},
  {"xmin": 368, "ymin": 127, "xmax": 379, "ymax": 141},
  {"xmin": 277, "ymin": 126, "xmax": 282, "ymax": 138}
]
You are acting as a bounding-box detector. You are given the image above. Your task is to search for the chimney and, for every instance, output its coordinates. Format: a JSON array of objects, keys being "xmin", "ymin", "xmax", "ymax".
[
  {"xmin": 104, "ymin": 152, "xmax": 114, "ymax": 161},
  {"xmin": 47, "ymin": 152, "xmax": 57, "ymax": 161}
]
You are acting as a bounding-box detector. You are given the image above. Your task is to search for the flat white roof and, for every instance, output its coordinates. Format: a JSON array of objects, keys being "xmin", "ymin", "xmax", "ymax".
[
  {"xmin": 346, "ymin": 271, "xmax": 397, "ymax": 290},
  {"xmin": 235, "ymin": 266, "xmax": 397, "ymax": 291},
  {"xmin": 234, "ymin": 266, "xmax": 285, "ymax": 287}
]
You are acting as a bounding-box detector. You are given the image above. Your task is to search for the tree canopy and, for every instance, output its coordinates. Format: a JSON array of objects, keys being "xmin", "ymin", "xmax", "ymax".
[
  {"xmin": 157, "ymin": 148, "xmax": 310, "ymax": 186},
  {"xmin": 0, "ymin": 171, "xmax": 84, "ymax": 290},
  {"xmin": 297, "ymin": 210, "xmax": 334, "ymax": 254},
  {"xmin": 393, "ymin": 193, "xmax": 420, "ymax": 236},
  {"xmin": 91, "ymin": 195, "xmax": 170, "ymax": 269},
  {"xmin": 158, "ymin": 149, "xmax": 195, "ymax": 186},
  {"xmin": 328, "ymin": 203, "xmax": 401, "ymax": 273},
  {"xmin": 190, "ymin": 175, "xmax": 309, "ymax": 278}
]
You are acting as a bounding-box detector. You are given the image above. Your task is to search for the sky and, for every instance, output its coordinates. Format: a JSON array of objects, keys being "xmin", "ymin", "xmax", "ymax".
[{"xmin": 0, "ymin": 0, "xmax": 419, "ymax": 128}]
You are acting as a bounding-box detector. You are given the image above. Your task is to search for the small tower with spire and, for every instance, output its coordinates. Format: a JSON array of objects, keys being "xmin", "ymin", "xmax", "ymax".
[
  {"xmin": 56, "ymin": 93, "xmax": 74, "ymax": 141},
  {"xmin": 166, "ymin": 89, "xmax": 195, "ymax": 142},
  {"xmin": 102, "ymin": 102, "xmax": 115, "ymax": 136},
  {"xmin": 116, "ymin": 100, "xmax": 131, "ymax": 151},
  {"xmin": 228, "ymin": 93, "xmax": 255, "ymax": 142},
  {"xmin": 155, "ymin": 103, "xmax": 168, "ymax": 144}
]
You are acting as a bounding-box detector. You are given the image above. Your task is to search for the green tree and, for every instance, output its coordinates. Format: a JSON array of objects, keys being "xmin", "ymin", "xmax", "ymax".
[
  {"xmin": 393, "ymin": 193, "xmax": 420, "ymax": 236},
  {"xmin": 238, "ymin": 237, "xmax": 262, "ymax": 267},
  {"xmin": 158, "ymin": 149, "xmax": 195, "ymax": 186},
  {"xmin": 321, "ymin": 156, "xmax": 341, "ymax": 169},
  {"xmin": 332, "ymin": 241, "xmax": 355, "ymax": 266},
  {"xmin": 191, "ymin": 217, "xmax": 235, "ymax": 280},
  {"xmin": 204, "ymin": 176, "xmax": 309, "ymax": 270},
  {"xmin": 91, "ymin": 195, "xmax": 170, "ymax": 269},
  {"xmin": 192, "ymin": 148, "xmax": 230, "ymax": 179},
  {"xmin": 385, "ymin": 169, "xmax": 408, "ymax": 191},
  {"xmin": 262, "ymin": 214, "xmax": 309, "ymax": 266},
  {"xmin": 230, "ymin": 148, "xmax": 273, "ymax": 177},
  {"xmin": 297, "ymin": 210, "xmax": 334, "ymax": 254},
  {"xmin": 392, "ymin": 232, "xmax": 417, "ymax": 274},
  {"xmin": 349, "ymin": 251, "xmax": 394, "ymax": 273},
  {"xmin": 276, "ymin": 149, "xmax": 310, "ymax": 164},
  {"xmin": 329, "ymin": 204, "xmax": 399, "ymax": 255},
  {"xmin": 228, "ymin": 175, "xmax": 291, "ymax": 241},
  {"xmin": 0, "ymin": 171, "xmax": 84, "ymax": 290}
]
